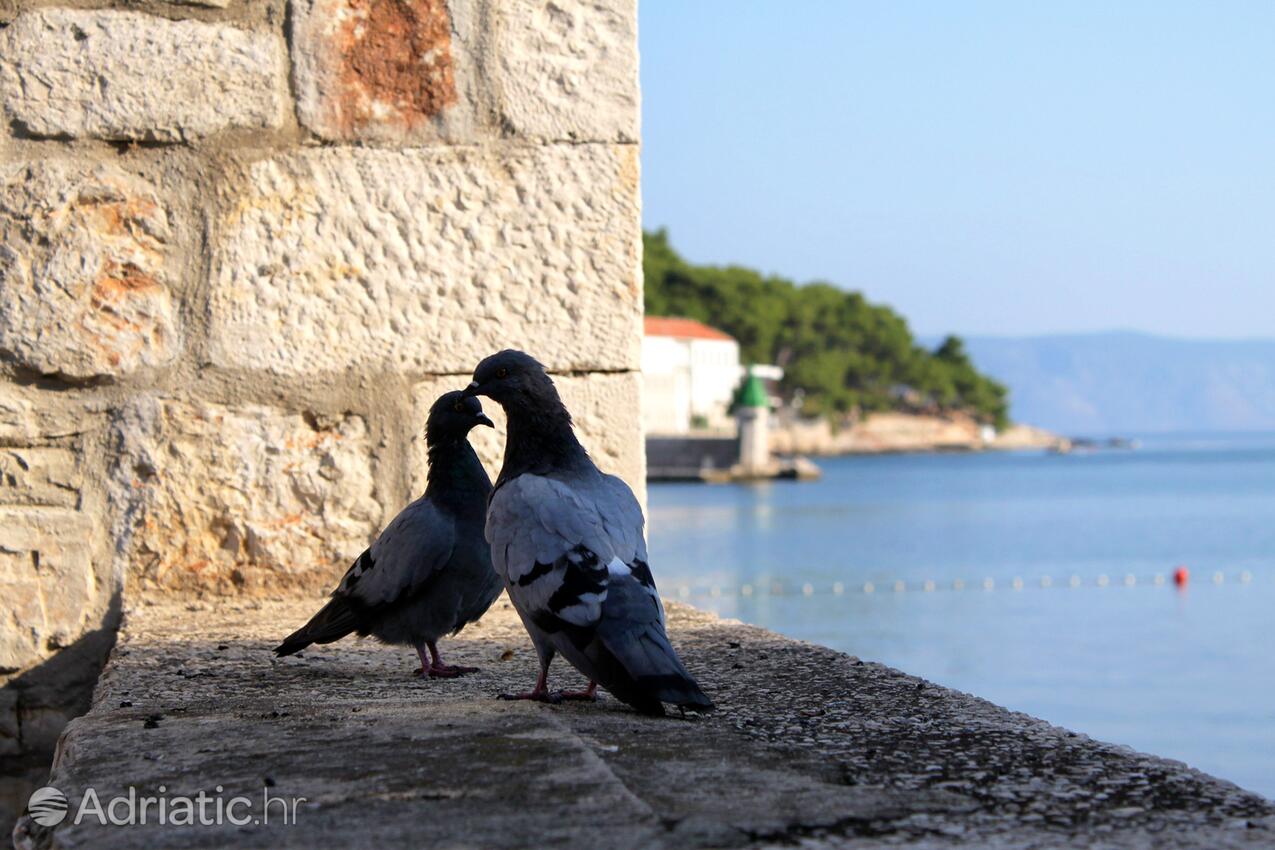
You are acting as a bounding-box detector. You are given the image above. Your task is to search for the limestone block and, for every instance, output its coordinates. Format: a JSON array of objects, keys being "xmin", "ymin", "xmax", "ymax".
[
  {"xmin": 291, "ymin": 0, "xmax": 477, "ymax": 143},
  {"xmin": 209, "ymin": 144, "xmax": 641, "ymax": 376},
  {"xmin": 0, "ymin": 390, "xmax": 33, "ymax": 445},
  {"xmin": 0, "ymin": 399, "xmax": 105, "ymax": 767},
  {"xmin": 0, "ymin": 508, "xmax": 98, "ymax": 674},
  {"xmin": 0, "ymin": 161, "xmax": 179, "ymax": 380},
  {"xmin": 110, "ymin": 399, "xmax": 382, "ymax": 594},
  {"xmin": 0, "ymin": 10, "xmax": 287, "ymax": 141},
  {"xmin": 495, "ymin": 0, "xmax": 638, "ymax": 142},
  {"xmin": 410, "ymin": 371, "xmax": 645, "ymax": 505},
  {"xmin": 0, "ymin": 387, "xmax": 106, "ymax": 445},
  {"xmin": 0, "ymin": 448, "xmax": 81, "ymax": 508}
]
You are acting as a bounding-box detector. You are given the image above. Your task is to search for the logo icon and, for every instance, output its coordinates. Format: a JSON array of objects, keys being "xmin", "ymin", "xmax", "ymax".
[{"xmin": 26, "ymin": 786, "xmax": 68, "ymax": 827}]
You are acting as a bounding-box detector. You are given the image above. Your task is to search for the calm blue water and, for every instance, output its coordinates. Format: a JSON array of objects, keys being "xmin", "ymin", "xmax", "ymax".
[{"xmin": 647, "ymin": 434, "xmax": 1275, "ymax": 799}]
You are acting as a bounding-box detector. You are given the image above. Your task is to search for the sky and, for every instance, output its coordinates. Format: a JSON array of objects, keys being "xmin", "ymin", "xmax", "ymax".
[{"xmin": 639, "ymin": 2, "xmax": 1275, "ymax": 340}]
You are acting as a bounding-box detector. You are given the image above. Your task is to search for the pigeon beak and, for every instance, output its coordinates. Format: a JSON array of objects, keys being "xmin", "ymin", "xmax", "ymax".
[
  {"xmin": 463, "ymin": 380, "xmax": 483, "ymax": 398},
  {"xmin": 475, "ymin": 412, "xmax": 495, "ymax": 429}
]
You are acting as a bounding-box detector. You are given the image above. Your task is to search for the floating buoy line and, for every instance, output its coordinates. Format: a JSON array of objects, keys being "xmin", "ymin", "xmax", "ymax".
[{"xmin": 671, "ymin": 566, "xmax": 1259, "ymax": 600}]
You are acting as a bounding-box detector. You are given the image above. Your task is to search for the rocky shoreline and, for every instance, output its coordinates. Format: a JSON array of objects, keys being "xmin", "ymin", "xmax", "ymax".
[{"xmin": 770, "ymin": 411, "xmax": 1063, "ymax": 457}]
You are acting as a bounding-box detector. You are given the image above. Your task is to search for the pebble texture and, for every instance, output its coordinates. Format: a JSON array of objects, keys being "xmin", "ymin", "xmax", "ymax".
[
  {"xmin": 16, "ymin": 599, "xmax": 1274, "ymax": 849},
  {"xmin": 0, "ymin": 10, "xmax": 288, "ymax": 142},
  {"xmin": 410, "ymin": 371, "xmax": 646, "ymax": 503},
  {"xmin": 209, "ymin": 145, "xmax": 642, "ymax": 376},
  {"xmin": 0, "ymin": 161, "xmax": 179, "ymax": 380}
]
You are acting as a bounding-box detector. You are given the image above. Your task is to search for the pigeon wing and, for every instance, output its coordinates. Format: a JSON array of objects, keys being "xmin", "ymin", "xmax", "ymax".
[
  {"xmin": 597, "ymin": 473, "xmax": 648, "ymax": 569},
  {"xmin": 487, "ymin": 474, "xmax": 633, "ymax": 632},
  {"xmin": 336, "ymin": 496, "xmax": 456, "ymax": 609},
  {"xmin": 489, "ymin": 471, "xmax": 711, "ymax": 712},
  {"xmin": 588, "ymin": 475, "xmax": 711, "ymax": 710}
]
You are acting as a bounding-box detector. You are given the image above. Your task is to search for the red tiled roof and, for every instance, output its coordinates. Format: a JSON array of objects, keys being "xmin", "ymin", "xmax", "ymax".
[{"xmin": 644, "ymin": 316, "xmax": 736, "ymax": 342}]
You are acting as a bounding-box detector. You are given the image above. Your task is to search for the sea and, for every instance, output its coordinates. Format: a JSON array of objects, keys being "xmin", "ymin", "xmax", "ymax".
[{"xmin": 646, "ymin": 433, "xmax": 1275, "ymax": 799}]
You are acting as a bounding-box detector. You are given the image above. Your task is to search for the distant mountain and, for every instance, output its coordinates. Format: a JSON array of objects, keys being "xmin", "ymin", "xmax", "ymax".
[{"xmin": 952, "ymin": 332, "xmax": 1275, "ymax": 435}]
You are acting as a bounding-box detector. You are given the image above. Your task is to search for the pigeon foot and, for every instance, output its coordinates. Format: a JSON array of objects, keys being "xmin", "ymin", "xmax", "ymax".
[
  {"xmin": 428, "ymin": 663, "xmax": 479, "ymax": 679},
  {"xmin": 556, "ymin": 682, "xmax": 598, "ymax": 701}
]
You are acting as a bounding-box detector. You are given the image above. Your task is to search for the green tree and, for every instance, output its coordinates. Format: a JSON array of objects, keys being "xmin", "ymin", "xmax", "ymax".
[{"xmin": 644, "ymin": 231, "xmax": 1011, "ymax": 429}]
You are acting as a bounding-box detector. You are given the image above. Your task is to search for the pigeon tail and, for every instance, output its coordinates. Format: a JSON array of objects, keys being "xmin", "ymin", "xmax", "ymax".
[
  {"xmin": 595, "ymin": 624, "xmax": 716, "ymax": 715},
  {"xmin": 274, "ymin": 595, "xmax": 360, "ymax": 657}
]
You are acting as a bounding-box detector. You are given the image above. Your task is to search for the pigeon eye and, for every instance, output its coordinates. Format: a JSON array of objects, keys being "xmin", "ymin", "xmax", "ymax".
[
  {"xmin": 452, "ymin": 401, "xmax": 464, "ymax": 413},
  {"xmin": 495, "ymin": 368, "xmax": 509, "ymax": 379}
]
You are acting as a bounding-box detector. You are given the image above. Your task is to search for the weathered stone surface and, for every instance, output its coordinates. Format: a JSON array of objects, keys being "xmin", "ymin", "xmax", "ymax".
[
  {"xmin": 0, "ymin": 448, "xmax": 81, "ymax": 508},
  {"xmin": 495, "ymin": 0, "xmax": 639, "ymax": 142},
  {"xmin": 109, "ymin": 398, "xmax": 381, "ymax": 594},
  {"xmin": 0, "ymin": 10, "xmax": 287, "ymax": 141},
  {"xmin": 0, "ymin": 388, "xmax": 106, "ymax": 446},
  {"xmin": 0, "ymin": 425, "xmax": 96, "ymax": 687},
  {"xmin": 0, "ymin": 397, "xmax": 112, "ymax": 786},
  {"xmin": 291, "ymin": 0, "xmax": 476, "ymax": 142},
  {"xmin": 18, "ymin": 598, "xmax": 1275, "ymax": 849},
  {"xmin": 209, "ymin": 145, "xmax": 641, "ymax": 375},
  {"xmin": 410, "ymin": 371, "xmax": 645, "ymax": 503},
  {"xmin": 0, "ymin": 161, "xmax": 179, "ymax": 380},
  {"xmin": 0, "ymin": 392, "xmax": 35, "ymax": 446},
  {"xmin": 0, "ymin": 508, "xmax": 98, "ymax": 675}
]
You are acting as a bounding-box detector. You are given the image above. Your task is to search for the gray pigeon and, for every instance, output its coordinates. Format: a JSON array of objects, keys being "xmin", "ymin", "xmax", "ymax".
[
  {"xmin": 465, "ymin": 350, "xmax": 714, "ymax": 715},
  {"xmin": 274, "ymin": 391, "xmax": 502, "ymax": 678}
]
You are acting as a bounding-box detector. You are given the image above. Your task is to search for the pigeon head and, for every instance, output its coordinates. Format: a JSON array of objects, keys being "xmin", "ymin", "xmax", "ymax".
[
  {"xmin": 426, "ymin": 390, "xmax": 494, "ymax": 444},
  {"xmin": 464, "ymin": 350, "xmax": 564, "ymax": 416},
  {"xmin": 465, "ymin": 350, "xmax": 585, "ymax": 478}
]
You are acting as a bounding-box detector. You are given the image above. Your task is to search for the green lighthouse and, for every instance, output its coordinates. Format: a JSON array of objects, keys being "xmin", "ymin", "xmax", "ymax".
[{"xmin": 735, "ymin": 368, "xmax": 771, "ymax": 473}]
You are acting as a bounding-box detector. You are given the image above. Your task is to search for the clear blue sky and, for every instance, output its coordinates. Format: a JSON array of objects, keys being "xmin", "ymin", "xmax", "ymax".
[{"xmin": 639, "ymin": 2, "xmax": 1275, "ymax": 339}]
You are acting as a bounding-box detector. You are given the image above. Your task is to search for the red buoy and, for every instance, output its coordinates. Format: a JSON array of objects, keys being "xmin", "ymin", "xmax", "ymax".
[{"xmin": 1173, "ymin": 565, "xmax": 1189, "ymax": 587}]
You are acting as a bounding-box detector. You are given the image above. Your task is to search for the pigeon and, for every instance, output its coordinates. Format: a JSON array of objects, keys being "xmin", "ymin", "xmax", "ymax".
[
  {"xmin": 274, "ymin": 391, "xmax": 502, "ymax": 678},
  {"xmin": 465, "ymin": 350, "xmax": 714, "ymax": 715}
]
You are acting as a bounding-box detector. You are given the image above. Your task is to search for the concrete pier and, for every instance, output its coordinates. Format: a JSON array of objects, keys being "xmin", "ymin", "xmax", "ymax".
[{"xmin": 13, "ymin": 597, "xmax": 1273, "ymax": 849}]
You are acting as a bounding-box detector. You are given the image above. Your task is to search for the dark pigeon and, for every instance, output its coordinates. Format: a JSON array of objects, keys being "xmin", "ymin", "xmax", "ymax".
[
  {"xmin": 274, "ymin": 391, "xmax": 502, "ymax": 678},
  {"xmin": 465, "ymin": 350, "xmax": 714, "ymax": 715}
]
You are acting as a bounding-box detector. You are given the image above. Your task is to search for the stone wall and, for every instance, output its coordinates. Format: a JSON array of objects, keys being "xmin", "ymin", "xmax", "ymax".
[{"xmin": 0, "ymin": 0, "xmax": 641, "ymax": 781}]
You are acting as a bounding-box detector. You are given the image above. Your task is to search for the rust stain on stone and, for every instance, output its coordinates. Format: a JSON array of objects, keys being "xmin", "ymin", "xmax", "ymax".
[
  {"xmin": 78, "ymin": 196, "xmax": 163, "ymax": 244},
  {"xmin": 69, "ymin": 258, "xmax": 167, "ymax": 367},
  {"xmin": 87, "ymin": 262, "xmax": 156, "ymax": 334},
  {"xmin": 94, "ymin": 259, "xmax": 161, "ymax": 298},
  {"xmin": 335, "ymin": 0, "xmax": 458, "ymax": 134}
]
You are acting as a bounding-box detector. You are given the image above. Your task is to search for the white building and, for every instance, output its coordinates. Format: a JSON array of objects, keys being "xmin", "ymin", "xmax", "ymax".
[{"xmin": 642, "ymin": 317, "xmax": 742, "ymax": 434}]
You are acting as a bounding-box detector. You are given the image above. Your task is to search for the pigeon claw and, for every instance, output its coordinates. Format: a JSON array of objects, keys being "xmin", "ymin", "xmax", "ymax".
[
  {"xmin": 427, "ymin": 663, "xmax": 479, "ymax": 679},
  {"xmin": 556, "ymin": 682, "xmax": 598, "ymax": 702}
]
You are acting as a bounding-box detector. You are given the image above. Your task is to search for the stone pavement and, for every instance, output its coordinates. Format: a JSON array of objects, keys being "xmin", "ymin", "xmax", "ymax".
[{"xmin": 15, "ymin": 597, "xmax": 1274, "ymax": 849}]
